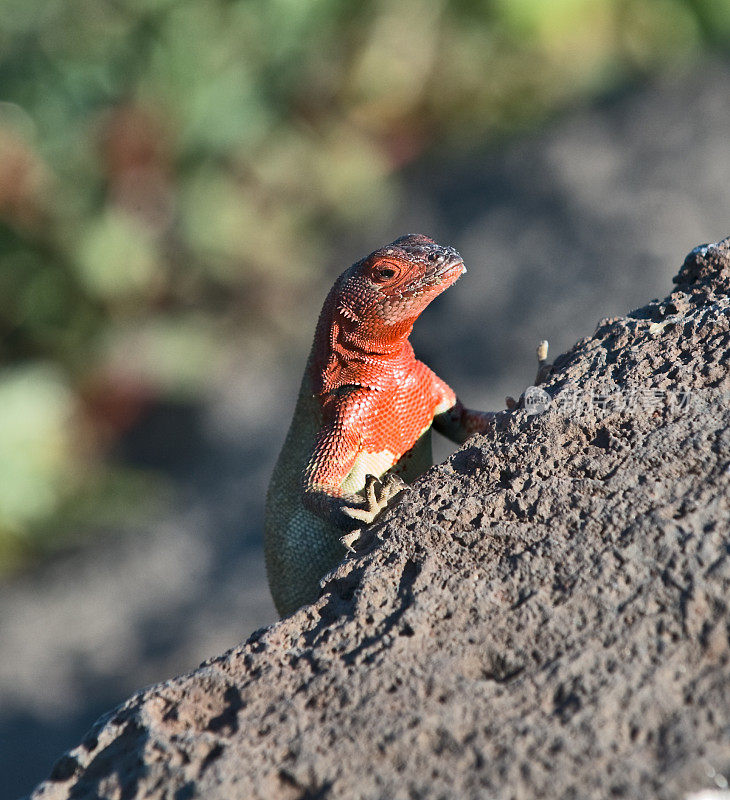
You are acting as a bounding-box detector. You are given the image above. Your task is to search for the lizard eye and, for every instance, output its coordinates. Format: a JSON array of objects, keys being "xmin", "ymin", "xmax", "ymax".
[{"xmin": 372, "ymin": 265, "xmax": 397, "ymax": 282}]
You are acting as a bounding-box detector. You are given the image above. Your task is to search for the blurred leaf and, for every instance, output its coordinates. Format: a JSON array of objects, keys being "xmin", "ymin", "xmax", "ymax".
[
  {"xmin": 620, "ymin": 0, "xmax": 702, "ymax": 68},
  {"xmin": 100, "ymin": 314, "xmax": 223, "ymax": 398},
  {"xmin": 75, "ymin": 210, "xmax": 162, "ymax": 302},
  {"xmin": 0, "ymin": 364, "xmax": 75, "ymax": 528},
  {"xmin": 693, "ymin": 0, "xmax": 730, "ymax": 40},
  {"xmin": 1, "ymin": 0, "xmax": 64, "ymax": 35},
  {"xmin": 181, "ymin": 165, "xmax": 319, "ymax": 280}
]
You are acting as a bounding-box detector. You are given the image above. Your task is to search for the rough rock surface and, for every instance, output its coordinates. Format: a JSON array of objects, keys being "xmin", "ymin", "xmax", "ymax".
[{"xmin": 30, "ymin": 240, "xmax": 730, "ymax": 799}]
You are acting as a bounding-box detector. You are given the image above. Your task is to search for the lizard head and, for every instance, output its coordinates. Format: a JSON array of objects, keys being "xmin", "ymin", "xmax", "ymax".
[
  {"xmin": 335, "ymin": 234, "xmax": 466, "ymax": 337},
  {"xmin": 311, "ymin": 235, "xmax": 466, "ymax": 392}
]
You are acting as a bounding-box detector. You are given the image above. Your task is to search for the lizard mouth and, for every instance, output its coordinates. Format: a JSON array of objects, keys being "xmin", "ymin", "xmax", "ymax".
[
  {"xmin": 399, "ymin": 257, "xmax": 465, "ymax": 298},
  {"xmin": 422, "ymin": 253, "xmax": 466, "ymax": 285},
  {"xmin": 436, "ymin": 258, "xmax": 466, "ymax": 278},
  {"xmin": 395, "ymin": 253, "xmax": 465, "ymax": 297}
]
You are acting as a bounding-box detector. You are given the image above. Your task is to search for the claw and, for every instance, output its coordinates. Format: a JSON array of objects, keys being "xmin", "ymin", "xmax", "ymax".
[
  {"xmin": 364, "ymin": 474, "xmax": 379, "ymax": 509},
  {"xmin": 340, "ymin": 530, "xmax": 361, "ymax": 552},
  {"xmin": 340, "ymin": 473, "xmax": 406, "ymax": 534},
  {"xmin": 342, "ymin": 505, "xmax": 377, "ymax": 524},
  {"xmin": 535, "ymin": 339, "xmax": 552, "ymax": 385},
  {"xmin": 379, "ymin": 473, "xmax": 406, "ymax": 503}
]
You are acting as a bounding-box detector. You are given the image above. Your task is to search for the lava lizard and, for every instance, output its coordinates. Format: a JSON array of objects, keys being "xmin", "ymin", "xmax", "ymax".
[{"xmin": 265, "ymin": 234, "xmax": 548, "ymax": 616}]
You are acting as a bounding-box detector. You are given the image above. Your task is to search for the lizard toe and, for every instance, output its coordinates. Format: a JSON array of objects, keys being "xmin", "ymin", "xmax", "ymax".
[
  {"xmin": 342, "ymin": 506, "xmax": 378, "ymax": 524},
  {"xmin": 340, "ymin": 530, "xmax": 362, "ymax": 552}
]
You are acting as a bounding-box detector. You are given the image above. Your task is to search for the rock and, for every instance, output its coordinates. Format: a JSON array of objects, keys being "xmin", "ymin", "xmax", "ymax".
[{"xmin": 29, "ymin": 239, "xmax": 730, "ymax": 800}]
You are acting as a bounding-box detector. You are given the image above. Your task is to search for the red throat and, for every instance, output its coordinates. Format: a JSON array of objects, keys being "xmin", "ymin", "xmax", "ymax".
[{"xmin": 309, "ymin": 291, "xmax": 416, "ymax": 396}]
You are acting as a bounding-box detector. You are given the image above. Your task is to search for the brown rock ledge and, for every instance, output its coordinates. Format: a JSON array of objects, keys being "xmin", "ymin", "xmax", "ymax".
[{"xmin": 30, "ymin": 239, "xmax": 730, "ymax": 800}]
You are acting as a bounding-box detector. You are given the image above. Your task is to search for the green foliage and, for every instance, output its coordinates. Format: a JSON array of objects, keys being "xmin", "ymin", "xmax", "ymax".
[
  {"xmin": 0, "ymin": 0, "xmax": 726, "ymax": 564},
  {"xmin": 0, "ymin": 364, "xmax": 73, "ymax": 528}
]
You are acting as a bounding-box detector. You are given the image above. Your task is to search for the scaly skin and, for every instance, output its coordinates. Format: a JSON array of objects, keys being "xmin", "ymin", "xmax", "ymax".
[{"xmin": 265, "ymin": 234, "xmax": 507, "ymax": 616}]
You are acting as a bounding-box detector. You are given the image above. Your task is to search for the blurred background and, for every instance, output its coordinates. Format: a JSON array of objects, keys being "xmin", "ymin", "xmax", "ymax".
[{"xmin": 2, "ymin": 0, "xmax": 730, "ymax": 796}]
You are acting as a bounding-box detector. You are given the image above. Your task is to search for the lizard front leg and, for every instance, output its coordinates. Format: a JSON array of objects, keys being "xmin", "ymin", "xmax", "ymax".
[
  {"xmin": 427, "ymin": 370, "xmax": 502, "ymax": 444},
  {"xmin": 301, "ymin": 395, "xmax": 406, "ymax": 550},
  {"xmin": 433, "ymin": 402, "xmax": 502, "ymax": 444}
]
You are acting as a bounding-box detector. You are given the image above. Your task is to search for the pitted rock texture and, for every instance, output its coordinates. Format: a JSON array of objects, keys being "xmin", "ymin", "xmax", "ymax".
[{"xmin": 30, "ymin": 239, "xmax": 730, "ymax": 800}]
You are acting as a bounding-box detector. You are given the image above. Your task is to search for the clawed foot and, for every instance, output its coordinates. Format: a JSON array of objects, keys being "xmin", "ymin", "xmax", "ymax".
[
  {"xmin": 506, "ymin": 340, "xmax": 553, "ymax": 410},
  {"xmin": 339, "ymin": 473, "xmax": 406, "ymax": 551},
  {"xmin": 534, "ymin": 340, "xmax": 552, "ymax": 385}
]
